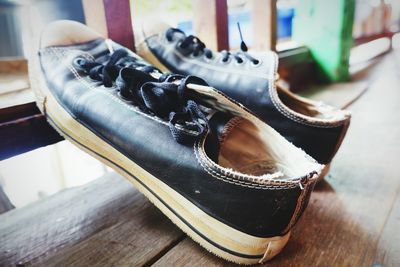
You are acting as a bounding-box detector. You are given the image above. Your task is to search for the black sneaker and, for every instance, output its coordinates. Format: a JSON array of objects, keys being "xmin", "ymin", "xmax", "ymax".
[
  {"xmin": 31, "ymin": 20, "xmax": 322, "ymax": 264},
  {"xmin": 135, "ymin": 21, "xmax": 351, "ymax": 177}
]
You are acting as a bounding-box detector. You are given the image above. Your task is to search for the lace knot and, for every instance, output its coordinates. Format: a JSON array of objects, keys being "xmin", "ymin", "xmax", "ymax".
[{"xmin": 74, "ymin": 49, "xmax": 210, "ymax": 144}]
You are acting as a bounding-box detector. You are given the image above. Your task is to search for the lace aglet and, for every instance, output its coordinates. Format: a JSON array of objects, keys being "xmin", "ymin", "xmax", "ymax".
[{"xmin": 237, "ymin": 22, "xmax": 248, "ymax": 52}]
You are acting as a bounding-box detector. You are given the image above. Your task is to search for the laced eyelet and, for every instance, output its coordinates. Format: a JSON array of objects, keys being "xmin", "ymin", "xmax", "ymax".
[
  {"xmin": 251, "ymin": 59, "xmax": 261, "ymax": 67},
  {"xmin": 165, "ymin": 34, "xmax": 173, "ymax": 43},
  {"xmin": 73, "ymin": 57, "xmax": 85, "ymax": 70},
  {"xmin": 190, "ymin": 53, "xmax": 201, "ymax": 58},
  {"xmin": 219, "ymin": 57, "xmax": 231, "ymax": 64},
  {"xmin": 235, "ymin": 58, "xmax": 245, "ymax": 65},
  {"xmin": 105, "ymin": 84, "xmax": 117, "ymax": 90},
  {"xmin": 203, "ymin": 54, "xmax": 213, "ymax": 62}
]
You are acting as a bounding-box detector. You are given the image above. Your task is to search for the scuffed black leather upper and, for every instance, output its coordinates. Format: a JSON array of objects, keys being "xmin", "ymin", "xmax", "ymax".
[
  {"xmin": 142, "ymin": 29, "xmax": 350, "ymax": 164},
  {"xmin": 39, "ymin": 38, "xmax": 318, "ymax": 238}
]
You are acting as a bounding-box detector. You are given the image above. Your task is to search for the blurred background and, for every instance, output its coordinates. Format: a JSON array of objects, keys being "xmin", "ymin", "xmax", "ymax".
[{"xmin": 0, "ymin": 0, "xmax": 399, "ymax": 208}]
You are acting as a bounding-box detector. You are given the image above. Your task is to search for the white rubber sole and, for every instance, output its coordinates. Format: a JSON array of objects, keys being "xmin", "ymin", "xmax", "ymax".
[{"xmin": 29, "ymin": 51, "xmax": 290, "ymax": 265}]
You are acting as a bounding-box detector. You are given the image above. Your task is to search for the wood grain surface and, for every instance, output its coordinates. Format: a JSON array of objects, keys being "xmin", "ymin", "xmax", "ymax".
[{"xmin": 0, "ymin": 173, "xmax": 184, "ymax": 267}]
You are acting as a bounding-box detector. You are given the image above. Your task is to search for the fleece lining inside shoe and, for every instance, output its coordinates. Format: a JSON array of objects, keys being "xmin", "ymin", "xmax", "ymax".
[
  {"xmin": 218, "ymin": 117, "xmax": 280, "ymax": 176},
  {"xmin": 215, "ymin": 116, "xmax": 319, "ymax": 180},
  {"xmin": 191, "ymin": 85, "xmax": 322, "ymax": 181}
]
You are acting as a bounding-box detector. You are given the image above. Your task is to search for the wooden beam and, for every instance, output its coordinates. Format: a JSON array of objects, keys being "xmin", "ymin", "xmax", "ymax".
[
  {"xmin": 192, "ymin": 0, "xmax": 229, "ymax": 51},
  {"xmin": 82, "ymin": 0, "xmax": 135, "ymax": 51},
  {"xmin": 278, "ymin": 46, "xmax": 316, "ymax": 92},
  {"xmin": 251, "ymin": 0, "xmax": 277, "ymax": 51},
  {"xmin": 0, "ymin": 103, "xmax": 63, "ymax": 160},
  {"xmin": 82, "ymin": 0, "xmax": 108, "ymax": 38},
  {"xmin": 354, "ymin": 31, "xmax": 395, "ymax": 46},
  {"xmin": 103, "ymin": 0, "xmax": 135, "ymax": 51},
  {"xmin": 215, "ymin": 0, "xmax": 229, "ymax": 51}
]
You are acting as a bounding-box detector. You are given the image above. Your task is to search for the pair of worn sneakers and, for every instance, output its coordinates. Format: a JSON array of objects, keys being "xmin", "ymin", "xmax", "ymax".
[{"xmin": 30, "ymin": 20, "xmax": 350, "ymax": 264}]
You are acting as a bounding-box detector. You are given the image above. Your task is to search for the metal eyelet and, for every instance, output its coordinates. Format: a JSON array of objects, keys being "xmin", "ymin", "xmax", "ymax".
[
  {"xmin": 234, "ymin": 58, "xmax": 245, "ymax": 66},
  {"xmin": 203, "ymin": 54, "xmax": 213, "ymax": 62},
  {"xmin": 101, "ymin": 84, "xmax": 117, "ymax": 91},
  {"xmin": 251, "ymin": 59, "xmax": 262, "ymax": 67},
  {"xmin": 219, "ymin": 57, "xmax": 231, "ymax": 64},
  {"xmin": 189, "ymin": 52, "xmax": 201, "ymax": 59},
  {"xmin": 72, "ymin": 57, "xmax": 85, "ymax": 70}
]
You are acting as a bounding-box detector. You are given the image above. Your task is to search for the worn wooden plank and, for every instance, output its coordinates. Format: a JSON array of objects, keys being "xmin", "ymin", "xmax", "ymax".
[
  {"xmin": 250, "ymin": 0, "xmax": 277, "ymax": 51},
  {"xmin": 0, "ymin": 58, "xmax": 27, "ymax": 74},
  {"xmin": 151, "ymin": 48, "xmax": 400, "ymax": 266},
  {"xmin": 82, "ymin": 0, "xmax": 135, "ymax": 51},
  {"xmin": 374, "ymin": 186, "xmax": 400, "ymax": 266},
  {"xmin": 192, "ymin": 0, "xmax": 229, "ymax": 51},
  {"xmin": 354, "ymin": 31, "xmax": 395, "ymax": 46},
  {"xmin": 0, "ymin": 102, "xmax": 36, "ymax": 123},
  {"xmin": 0, "ymin": 57, "xmax": 61, "ymax": 159},
  {"xmin": 278, "ymin": 46, "xmax": 316, "ymax": 92},
  {"xmin": 0, "ymin": 88, "xmax": 35, "ymax": 110},
  {"xmin": 300, "ymin": 81, "xmax": 369, "ymax": 109},
  {"xmin": 0, "ymin": 103, "xmax": 62, "ymax": 160},
  {"xmin": 0, "ymin": 172, "xmax": 184, "ymax": 267},
  {"xmin": 103, "ymin": 0, "xmax": 135, "ymax": 51},
  {"xmin": 0, "ymin": 60, "xmax": 32, "ymax": 109},
  {"xmin": 371, "ymin": 49, "xmax": 400, "ymax": 267},
  {"xmin": 214, "ymin": 0, "xmax": 229, "ymax": 51},
  {"xmin": 82, "ymin": 0, "xmax": 108, "ymax": 38},
  {"xmin": 152, "ymin": 238, "xmax": 230, "ymax": 267},
  {"xmin": 0, "ymin": 59, "xmax": 28, "ymax": 94}
]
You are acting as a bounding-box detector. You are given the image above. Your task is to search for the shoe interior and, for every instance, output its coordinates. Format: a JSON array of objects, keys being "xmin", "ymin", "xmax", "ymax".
[
  {"xmin": 277, "ymin": 85, "xmax": 346, "ymax": 120},
  {"xmin": 188, "ymin": 84, "xmax": 322, "ymax": 180},
  {"xmin": 215, "ymin": 117, "xmax": 319, "ymax": 180},
  {"xmin": 218, "ymin": 118, "xmax": 282, "ymax": 176}
]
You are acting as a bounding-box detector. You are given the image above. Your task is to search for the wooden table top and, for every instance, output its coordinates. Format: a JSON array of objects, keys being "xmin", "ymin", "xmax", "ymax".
[{"xmin": 1, "ymin": 50, "xmax": 399, "ymax": 266}]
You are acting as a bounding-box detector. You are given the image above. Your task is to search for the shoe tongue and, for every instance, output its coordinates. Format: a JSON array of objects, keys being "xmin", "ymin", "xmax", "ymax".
[{"xmin": 204, "ymin": 112, "xmax": 236, "ymax": 163}]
